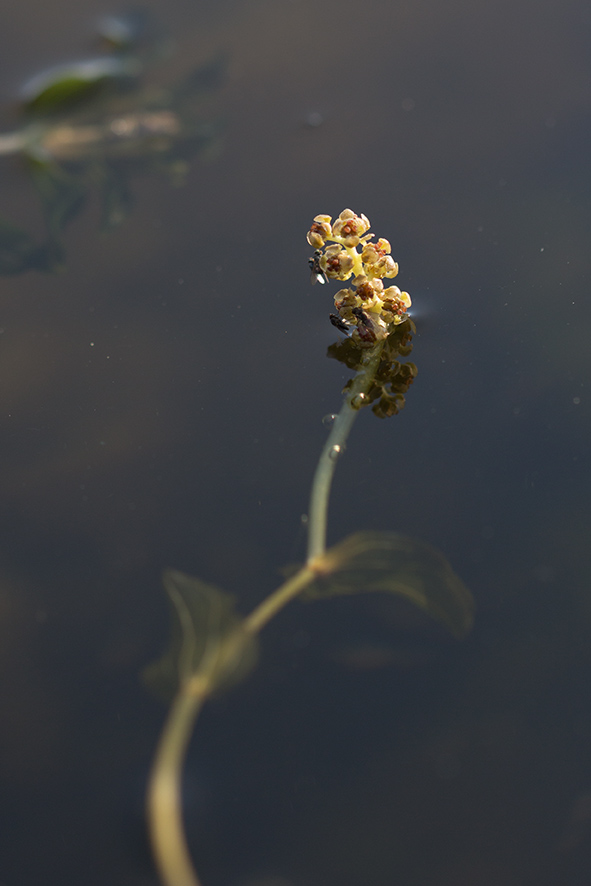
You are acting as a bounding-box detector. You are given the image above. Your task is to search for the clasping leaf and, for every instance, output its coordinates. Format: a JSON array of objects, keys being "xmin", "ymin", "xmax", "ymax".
[
  {"xmin": 143, "ymin": 570, "xmax": 258, "ymax": 701},
  {"xmin": 306, "ymin": 531, "xmax": 474, "ymax": 638}
]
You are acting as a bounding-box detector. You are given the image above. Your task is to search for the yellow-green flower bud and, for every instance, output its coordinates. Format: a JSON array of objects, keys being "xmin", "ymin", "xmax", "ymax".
[
  {"xmin": 321, "ymin": 244, "xmax": 354, "ymax": 280},
  {"xmin": 307, "ymin": 209, "xmax": 411, "ymax": 337},
  {"xmin": 360, "ymin": 240, "xmax": 398, "ymax": 279},
  {"xmin": 332, "ymin": 209, "xmax": 371, "ymax": 247},
  {"xmin": 307, "ymin": 214, "xmax": 332, "ymax": 248},
  {"xmin": 355, "ymin": 277, "xmax": 384, "ymax": 301},
  {"xmin": 381, "ymin": 287, "xmax": 412, "ymax": 323},
  {"xmin": 376, "ymin": 255, "xmax": 399, "ymax": 278}
]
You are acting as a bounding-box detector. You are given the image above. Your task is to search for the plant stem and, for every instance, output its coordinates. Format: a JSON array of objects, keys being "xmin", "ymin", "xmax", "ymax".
[
  {"xmin": 243, "ymin": 563, "xmax": 317, "ymax": 635},
  {"xmin": 306, "ymin": 341, "xmax": 384, "ymax": 562},
  {"xmin": 148, "ymin": 681, "xmax": 207, "ymax": 886},
  {"xmin": 244, "ymin": 340, "xmax": 385, "ymax": 633},
  {"xmin": 147, "ymin": 340, "xmax": 384, "ymax": 886}
]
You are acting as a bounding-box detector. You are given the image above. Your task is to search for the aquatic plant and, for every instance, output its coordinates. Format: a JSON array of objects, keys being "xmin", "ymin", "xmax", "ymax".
[
  {"xmin": 0, "ymin": 21, "xmax": 223, "ymax": 275},
  {"xmin": 145, "ymin": 210, "xmax": 474, "ymax": 886}
]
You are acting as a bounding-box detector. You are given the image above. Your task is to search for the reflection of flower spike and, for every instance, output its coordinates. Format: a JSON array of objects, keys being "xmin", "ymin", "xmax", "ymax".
[
  {"xmin": 327, "ymin": 318, "xmax": 417, "ymax": 418},
  {"xmin": 307, "ymin": 208, "xmax": 411, "ymax": 345}
]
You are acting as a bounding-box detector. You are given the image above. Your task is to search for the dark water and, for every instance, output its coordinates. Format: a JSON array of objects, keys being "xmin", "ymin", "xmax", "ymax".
[{"xmin": 1, "ymin": 0, "xmax": 591, "ymax": 884}]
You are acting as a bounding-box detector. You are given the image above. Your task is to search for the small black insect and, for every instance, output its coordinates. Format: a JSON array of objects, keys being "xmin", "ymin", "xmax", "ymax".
[
  {"xmin": 309, "ymin": 249, "xmax": 328, "ymax": 285},
  {"xmin": 351, "ymin": 307, "xmax": 373, "ymax": 328},
  {"xmin": 329, "ymin": 313, "xmax": 351, "ymax": 333}
]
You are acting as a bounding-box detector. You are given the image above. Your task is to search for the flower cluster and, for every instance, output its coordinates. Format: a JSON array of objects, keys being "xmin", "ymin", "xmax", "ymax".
[{"xmin": 307, "ymin": 209, "xmax": 411, "ymax": 346}]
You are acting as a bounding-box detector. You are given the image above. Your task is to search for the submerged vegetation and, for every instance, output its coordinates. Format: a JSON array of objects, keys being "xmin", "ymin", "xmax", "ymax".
[
  {"xmin": 0, "ymin": 15, "xmax": 223, "ymax": 274},
  {"xmin": 144, "ymin": 210, "xmax": 474, "ymax": 886}
]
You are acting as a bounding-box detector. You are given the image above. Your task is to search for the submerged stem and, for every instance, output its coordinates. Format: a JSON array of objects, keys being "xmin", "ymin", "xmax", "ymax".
[
  {"xmin": 306, "ymin": 341, "xmax": 384, "ymax": 562},
  {"xmin": 243, "ymin": 563, "xmax": 317, "ymax": 635},
  {"xmin": 147, "ymin": 340, "xmax": 385, "ymax": 886},
  {"xmin": 148, "ymin": 683, "xmax": 207, "ymax": 886}
]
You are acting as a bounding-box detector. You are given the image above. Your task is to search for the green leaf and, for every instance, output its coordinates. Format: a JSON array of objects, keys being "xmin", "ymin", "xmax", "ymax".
[
  {"xmin": 305, "ymin": 531, "xmax": 474, "ymax": 638},
  {"xmin": 21, "ymin": 57, "xmax": 141, "ymax": 113},
  {"xmin": 143, "ymin": 570, "xmax": 258, "ymax": 701}
]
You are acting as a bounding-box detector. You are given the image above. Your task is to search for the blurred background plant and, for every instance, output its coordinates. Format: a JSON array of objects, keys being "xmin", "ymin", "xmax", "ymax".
[{"xmin": 0, "ymin": 11, "xmax": 224, "ymax": 273}]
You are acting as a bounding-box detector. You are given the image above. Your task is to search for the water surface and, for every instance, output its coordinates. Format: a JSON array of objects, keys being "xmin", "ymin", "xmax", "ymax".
[{"xmin": 1, "ymin": 1, "xmax": 590, "ymax": 884}]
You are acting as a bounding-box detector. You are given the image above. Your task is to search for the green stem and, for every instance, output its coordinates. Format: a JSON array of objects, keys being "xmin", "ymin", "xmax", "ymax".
[
  {"xmin": 306, "ymin": 341, "xmax": 384, "ymax": 562},
  {"xmin": 147, "ymin": 339, "xmax": 385, "ymax": 886},
  {"xmin": 243, "ymin": 564, "xmax": 317, "ymax": 635},
  {"xmin": 245, "ymin": 340, "xmax": 385, "ymax": 632},
  {"xmin": 148, "ymin": 682, "xmax": 207, "ymax": 886}
]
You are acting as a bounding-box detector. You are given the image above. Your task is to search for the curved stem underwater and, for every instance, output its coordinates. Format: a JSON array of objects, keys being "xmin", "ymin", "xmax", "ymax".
[
  {"xmin": 147, "ymin": 340, "xmax": 384, "ymax": 886},
  {"xmin": 148, "ymin": 683, "xmax": 207, "ymax": 886}
]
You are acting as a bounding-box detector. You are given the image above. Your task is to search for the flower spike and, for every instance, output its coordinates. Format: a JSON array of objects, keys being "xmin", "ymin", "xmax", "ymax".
[{"xmin": 307, "ymin": 209, "xmax": 411, "ymax": 345}]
